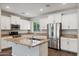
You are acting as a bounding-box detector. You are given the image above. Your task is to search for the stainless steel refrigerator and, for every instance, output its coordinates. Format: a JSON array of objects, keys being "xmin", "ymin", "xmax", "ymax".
[{"xmin": 47, "ymin": 23, "xmax": 61, "ymax": 49}]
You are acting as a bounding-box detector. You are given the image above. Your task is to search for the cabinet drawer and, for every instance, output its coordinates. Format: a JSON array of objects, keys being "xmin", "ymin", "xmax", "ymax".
[
  {"xmin": 61, "ymin": 38, "xmax": 69, "ymax": 50},
  {"xmin": 61, "ymin": 37, "xmax": 77, "ymax": 52}
]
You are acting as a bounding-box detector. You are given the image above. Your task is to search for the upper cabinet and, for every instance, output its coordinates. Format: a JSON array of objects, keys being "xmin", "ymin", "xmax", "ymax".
[
  {"xmin": 20, "ymin": 19, "xmax": 30, "ymax": 30},
  {"xmin": 53, "ymin": 13, "xmax": 62, "ymax": 23},
  {"xmin": 39, "ymin": 13, "xmax": 62, "ymax": 30},
  {"xmin": 11, "ymin": 15, "xmax": 20, "ymax": 25},
  {"xmin": 40, "ymin": 17, "xmax": 48, "ymax": 29},
  {"xmin": 11, "ymin": 15, "xmax": 30, "ymax": 30},
  {"xmin": 62, "ymin": 12, "xmax": 78, "ymax": 29},
  {"xmin": 1, "ymin": 16, "xmax": 11, "ymax": 30}
]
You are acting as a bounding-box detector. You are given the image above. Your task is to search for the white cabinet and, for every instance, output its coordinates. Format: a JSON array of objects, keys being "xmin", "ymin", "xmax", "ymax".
[
  {"xmin": 1, "ymin": 39, "xmax": 14, "ymax": 49},
  {"xmin": 62, "ymin": 13, "xmax": 78, "ymax": 29},
  {"xmin": 12, "ymin": 42, "xmax": 48, "ymax": 56},
  {"xmin": 61, "ymin": 37, "xmax": 77, "ymax": 52},
  {"xmin": 1, "ymin": 39, "xmax": 8, "ymax": 49},
  {"xmin": 39, "ymin": 13, "xmax": 62, "ymax": 30},
  {"xmin": 1, "ymin": 16, "xmax": 11, "ymax": 30},
  {"xmin": 20, "ymin": 19, "xmax": 30, "ymax": 30},
  {"xmin": 53, "ymin": 13, "xmax": 62, "ymax": 23},
  {"xmin": 40, "ymin": 17, "xmax": 48, "ymax": 29},
  {"xmin": 11, "ymin": 15, "xmax": 20, "ymax": 25}
]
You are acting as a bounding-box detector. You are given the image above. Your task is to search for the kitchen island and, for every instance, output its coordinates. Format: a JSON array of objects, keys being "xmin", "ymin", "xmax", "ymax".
[{"xmin": 1, "ymin": 34, "xmax": 48, "ymax": 56}]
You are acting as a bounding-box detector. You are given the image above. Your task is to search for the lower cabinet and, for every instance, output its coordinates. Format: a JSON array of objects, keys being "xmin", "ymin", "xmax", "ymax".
[
  {"xmin": 12, "ymin": 42, "xmax": 48, "ymax": 56},
  {"xmin": 1, "ymin": 39, "xmax": 13, "ymax": 49},
  {"xmin": 1, "ymin": 39, "xmax": 8, "ymax": 49},
  {"xmin": 61, "ymin": 37, "xmax": 77, "ymax": 53}
]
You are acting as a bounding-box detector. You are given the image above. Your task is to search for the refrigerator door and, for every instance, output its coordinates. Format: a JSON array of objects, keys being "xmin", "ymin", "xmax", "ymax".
[
  {"xmin": 53, "ymin": 23, "xmax": 57, "ymax": 39},
  {"xmin": 47, "ymin": 24, "xmax": 53, "ymax": 39},
  {"xmin": 51, "ymin": 39, "xmax": 59, "ymax": 49},
  {"xmin": 56, "ymin": 23, "xmax": 61, "ymax": 49},
  {"xmin": 47, "ymin": 23, "xmax": 57, "ymax": 39},
  {"xmin": 56, "ymin": 23, "xmax": 61, "ymax": 40},
  {"xmin": 47, "ymin": 23, "xmax": 61, "ymax": 49}
]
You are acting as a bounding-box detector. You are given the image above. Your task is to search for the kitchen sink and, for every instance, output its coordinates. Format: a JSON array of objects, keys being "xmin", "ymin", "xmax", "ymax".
[{"xmin": 29, "ymin": 38, "xmax": 42, "ymax": 41}]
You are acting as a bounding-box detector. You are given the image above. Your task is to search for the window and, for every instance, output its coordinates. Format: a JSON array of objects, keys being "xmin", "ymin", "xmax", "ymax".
[{"xmin": 33, "ymin": 21, "xmax": 40, "ymax": 32}]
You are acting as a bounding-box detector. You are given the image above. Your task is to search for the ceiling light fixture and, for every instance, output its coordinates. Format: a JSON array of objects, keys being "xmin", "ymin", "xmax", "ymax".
[
  {"xmin": 25, "ymin": 13, "xmax": 30, "ymax": 15},
  {"xmin": 62, "ymin": 3, "xmax": 67, "ymax": 5},
  {"xmin": 6, "ymin": 6, "xmax": 10, "ymax": 8},
  {"xmin": 40, "ymin": 8, "xmax": 43, "ymax": 12}
]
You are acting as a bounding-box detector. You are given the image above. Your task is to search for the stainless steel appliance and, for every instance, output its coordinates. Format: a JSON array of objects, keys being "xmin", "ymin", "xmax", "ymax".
[
  {"xmin": 47, "ymin": 23, "xmax": 61, "ymax": 49},
  {"xmin": 11, "ymin": 24, "xmax": 20, "ymax": 30},
  {"xmin": 9, "ymin": 32, "xmax": 21, "ymax": 38}
]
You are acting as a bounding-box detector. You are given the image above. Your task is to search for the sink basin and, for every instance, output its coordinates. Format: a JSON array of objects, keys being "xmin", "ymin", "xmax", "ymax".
[{"xmin": 29, "ymin": 38, "xmax": 42, "ymax": 41}]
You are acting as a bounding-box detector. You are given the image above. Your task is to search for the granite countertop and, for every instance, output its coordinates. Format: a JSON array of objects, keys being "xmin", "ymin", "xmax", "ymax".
[
  {"xmin": 61, "ymin": 34, "xmax": 78, "ymax": 39},
  {"xmin": 1, "ymin": 35, "xmax": 48, "ymax": 47}
]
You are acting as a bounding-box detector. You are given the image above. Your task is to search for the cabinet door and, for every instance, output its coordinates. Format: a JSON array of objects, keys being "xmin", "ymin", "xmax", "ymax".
[
  {"xmin": 7, "ymin": 41, "xmax": 13, "ymax": 48},
  {"xmin": 20, "ymin": 19, "xmax": 30, "ymax": 30},
  {"xmin": 25, "ymin": 20, "xmax": 30, "ymax": 29},
  {"xmin": 40, "ymin": 17, "xmax": 48, "ymax": 30},
  {"xmin": 62, "ymin": 13, "xmax": 77, "ymax": 29},
  {"xmin": 11, "ymin": 15, "xmax": 20, "ymax": 24},
  {"xmin": 53, "ymin": 13, "xmax": 62, "ymax": 23},
  {"xmin": 62, "ymin": 14, "xmax": 70, "ymax": 29},
  {"xmin": 61, "ymin": 38, "xmax": 69, "ymax": 50},
  {"xmin": 68, "ymin": 39, "xmax": 77, "ymax": 52},
  {"xmin": 61, "ymin": 37, "xmax": 77, "ymax": 52},
  {"xmin": 20, "ymin": 19, "xmax": 26, "ymax": 30},
  {"xmin": 1, "ymin": 39, "xmax": 8, "ymax": 49},
  {"xmin": 1, "ymin": 16, "xmax": 11, "ymax": 30},
  {"xmin": 68, "ymin": 13, "xmax": 78, "ymax": 29}
]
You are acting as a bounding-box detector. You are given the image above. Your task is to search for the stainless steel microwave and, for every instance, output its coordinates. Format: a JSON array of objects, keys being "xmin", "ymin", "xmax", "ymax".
[{"xmin": 11, "ymin": 24, "xmax": 20, "ymax": 30}]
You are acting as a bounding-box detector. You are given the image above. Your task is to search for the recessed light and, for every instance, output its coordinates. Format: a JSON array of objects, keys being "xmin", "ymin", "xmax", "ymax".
[
  {"xmin": 62, "ymin": 3, "xmax": 67, "ymax": 5},
  {"xmin": 46, "ymin": 4, "xmax": 50, "ymax": 7},
  {"xmin": 25, "ymin": 13, "xmax": 30, "ymax": 15},
  {"xmin": 40, "ymin": 8, "xmax": 43, "ymax": 12},
  {"xmin": 6, "ymin": 6, "xmax": 10, "ymax": 8}
]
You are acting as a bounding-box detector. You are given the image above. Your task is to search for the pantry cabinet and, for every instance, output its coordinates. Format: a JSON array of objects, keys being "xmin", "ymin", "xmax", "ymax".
[
  {"xmin": 1, "ymin": 16, "xmax": 11, "ymax": 30},
  {"xmin": 62, "ymin": 12, "xmax": 78, "ymax": 29},
  {"xmin": 61, "ymin": 37, "xmax": 77, "ymax": 53}
]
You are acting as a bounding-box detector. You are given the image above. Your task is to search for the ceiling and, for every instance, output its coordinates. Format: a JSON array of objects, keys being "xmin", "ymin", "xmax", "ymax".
[{"xmin": 0, "ymin": 3, "xmax": 78, "ymax": 18}]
